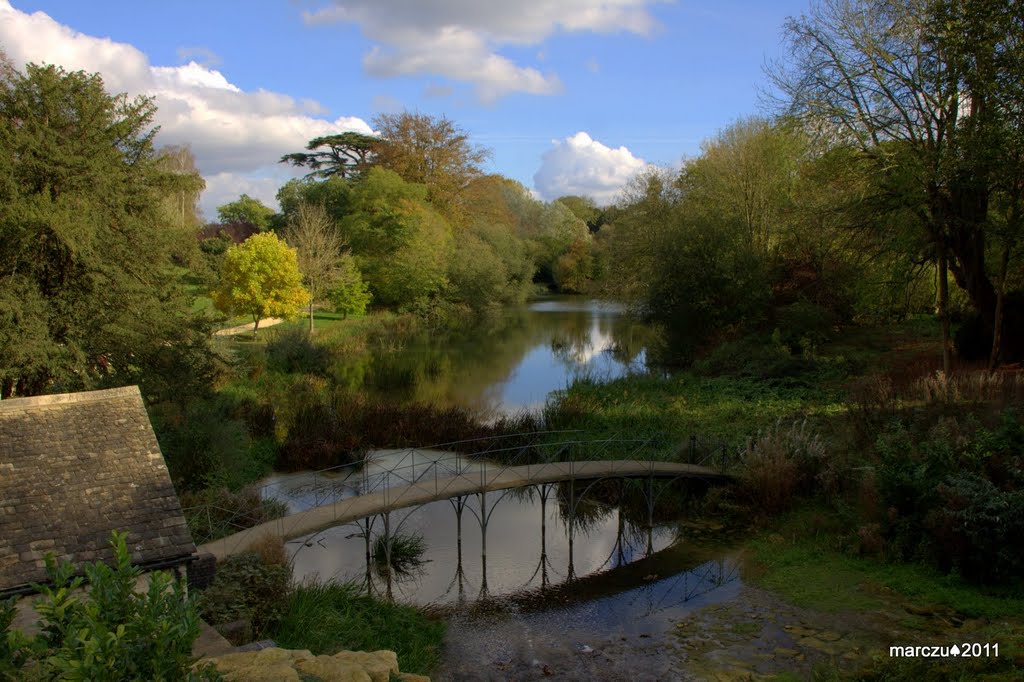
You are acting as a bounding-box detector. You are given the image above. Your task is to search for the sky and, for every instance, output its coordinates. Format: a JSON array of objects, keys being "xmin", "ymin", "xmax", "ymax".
[{"xmin": 0, "ymin": 0, "xmax": 812, "ymax": 218}]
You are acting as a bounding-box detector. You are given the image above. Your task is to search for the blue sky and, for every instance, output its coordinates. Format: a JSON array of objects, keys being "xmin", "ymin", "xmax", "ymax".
[{"xmin": 2, "ymin": 0, "xmax": 811, "ymax": 217}]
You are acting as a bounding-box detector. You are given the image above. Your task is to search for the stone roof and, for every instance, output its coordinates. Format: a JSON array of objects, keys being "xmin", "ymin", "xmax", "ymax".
[{"xmin": 0, "ymin": 386, "xmax": 195, "ymax": 594}]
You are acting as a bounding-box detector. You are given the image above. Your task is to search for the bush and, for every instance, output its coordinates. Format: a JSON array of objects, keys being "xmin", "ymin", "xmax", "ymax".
[
  {"xmin": 738, "ymin": 419, "xmax": 830, "ymax": 515},
  {"xmin": 873, "ymin": 409, "xmax": 1024, "ymax": 584},
  {"xmin": 155, "ymin": 399, "xmax": 251, "ymax": 492},
  {"xmin": 0, "ymin": 532, "xmax": 218, "ymax": 681},
  {"xmin": 198, "ymin": 550, "xmax": 291, "ymax": 640},
  {"xmin": 266, "ymin": 327, "xmax": 331, "ymax": 375},
  {"xmin": 180, "ymin": 487, "xmax": 288, "ymax": 544}
]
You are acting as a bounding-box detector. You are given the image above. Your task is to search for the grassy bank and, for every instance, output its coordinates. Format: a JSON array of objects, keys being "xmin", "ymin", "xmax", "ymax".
[
  {"xmin": 269, "ymin": 582, "xmax": 446, "ymax": 675},
  {"xmin": 747, "ymin": 511, "xmax": 1024, "ymax": 681}
]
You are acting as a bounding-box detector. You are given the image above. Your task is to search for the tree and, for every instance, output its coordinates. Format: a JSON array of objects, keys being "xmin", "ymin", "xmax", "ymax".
[
  {"xmin": 285, "ymin": 202, "xmax": 345, "ymax": 334},
  {"xmin": 216, "ymin": 194, "xmax": 276, "ymax": 232},
  {"xmin": 276, "ymin": 175, "xmax": 352, "ymax": 229},
  {"xmin": 156, "ymin": 144, "xmax": 206, "ymax": 230},
  {"xmin": 373, "ymin": 112, "xmax": 490, "ymax": 220},
  {"xmin": 280, "ymin": 131, "xmax": 379, "ymax": 180},
  {"xmin": 772, "ymin": 0, "xmax": 1024, "ymax": 362},
  {"xmin": 329, "ymin": 253, "xmax": 372, "ymax": 318},
  {"xmin": 0, "ymin": 59, "xmax": 215, "ymax": 400},
  {"xmin": 212, "ymin": 233, "xmax": 308, "ymax": 338},
  {"xmin": 555, "ymin": 195, "xmax": 603, "ymax": 232}
]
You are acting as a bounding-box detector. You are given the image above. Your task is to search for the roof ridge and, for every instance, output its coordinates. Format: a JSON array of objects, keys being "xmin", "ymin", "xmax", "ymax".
[{"xmin": 0, "ymin": 386, "xmax": 141, "ymax": 412}]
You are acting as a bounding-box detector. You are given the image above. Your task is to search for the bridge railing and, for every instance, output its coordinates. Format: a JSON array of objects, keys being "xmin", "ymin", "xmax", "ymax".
[{"xmin": 182, "ymin": 430, "xmax": 738, "ymax": 545}]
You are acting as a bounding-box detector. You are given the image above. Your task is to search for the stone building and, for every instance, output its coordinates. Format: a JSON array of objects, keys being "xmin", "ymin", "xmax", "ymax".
[{"xmin": 0, "ymin": 386, "xmax": 196, "ymax": 597}]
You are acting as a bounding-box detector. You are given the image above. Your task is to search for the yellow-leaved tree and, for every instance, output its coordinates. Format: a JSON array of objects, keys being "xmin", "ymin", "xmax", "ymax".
[{"xmin": 213, "ymin": 233, "xmax": 308, "ymax": 338}]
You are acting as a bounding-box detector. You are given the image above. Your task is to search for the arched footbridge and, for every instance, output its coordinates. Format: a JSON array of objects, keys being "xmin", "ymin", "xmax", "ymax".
[{"xmin": 198, "ymin": 456, "xmax": 731, "ymax": 561}]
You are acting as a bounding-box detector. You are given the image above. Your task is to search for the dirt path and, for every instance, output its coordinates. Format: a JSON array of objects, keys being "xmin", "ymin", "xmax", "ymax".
[{"xmin": 213, "ymin": 318, "xmax": 285, "ymax": 336}]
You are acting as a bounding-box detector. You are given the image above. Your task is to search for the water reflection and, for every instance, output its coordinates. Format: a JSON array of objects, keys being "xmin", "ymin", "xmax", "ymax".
[
  {"xmin": 333, "ymin": 297, "xmax": 659, "ymax": 415},
  {"xmin": 281, "ymin": 482, "xmax": 680, "ymax": 607}
]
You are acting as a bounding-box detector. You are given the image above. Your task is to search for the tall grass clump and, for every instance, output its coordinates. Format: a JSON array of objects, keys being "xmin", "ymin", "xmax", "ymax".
[
  {"xmin": 270, "ymin": 581, "xmax": 445, "ymax": 675},
  {"xmin": 737, "ymin": 419, "xmax": 832, "ymax": 516}
]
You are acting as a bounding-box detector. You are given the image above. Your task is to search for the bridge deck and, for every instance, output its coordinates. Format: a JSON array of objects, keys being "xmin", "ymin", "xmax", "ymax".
[{"xmin": 199, "ymin": 460, "xmax": 728, "ymax": 560}]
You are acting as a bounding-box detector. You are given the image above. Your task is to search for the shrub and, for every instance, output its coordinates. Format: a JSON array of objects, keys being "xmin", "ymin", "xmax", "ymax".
[
  {"xmin": 266, "ymin": 327, "xmax": 331, "ymax": 375},
  {"xmin": 738, "ymin": 419, "xmax": 829, "ymax": 515},
  {"xmin": 180, "ymin": 487, "xmax": 288, "ymax": 544},
  {"xmin": 198, "ymin": 551, "xmax": 291, "ymax": 640},
  {"xmin": 155, "ymin": 399, "xmax": 251, "ymax": 492},
  {"xmin": 934, "ymin": 475, "xmax": 1024, "ymax": 584},
  {"xmin": 694, "ymin": 332, "xmax": 815, "ymax": 382},
  {"xmin": 0, "ymin": 532, "xmax": 218, "ymax": 681},
  {"xmin": 872, "ymin": 409, "xmax": 1024, "ymax": 584}
]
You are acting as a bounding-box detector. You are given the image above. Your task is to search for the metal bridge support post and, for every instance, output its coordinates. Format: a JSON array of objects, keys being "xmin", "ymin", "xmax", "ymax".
[
  {"xmin": 646, "ymin": 474, "xmax": 655, "ymax": 557},
  {"xmin": 540, "ymin": 484, "xmax": 550, "ymax": 589},
  {"xmin": 567, "ymin": 481, "xmax": 576, "ymax": 581},
  {"xmin": 478, "ymin": 489, "xmax": 489, "ymax": 600}
]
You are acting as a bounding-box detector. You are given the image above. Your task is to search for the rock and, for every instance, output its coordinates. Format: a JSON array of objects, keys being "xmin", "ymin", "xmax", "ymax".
[
  {"xmin": 333, "ymin": 650, "xmax": 400, "ymax": 682},
  {"xmin": 819, "ymin": 630, "xmax": 842, "ymax": 642},
  {"xmin": 773, "ymin": 648, "xmax": 799, "ymax": 657},
  {"xmin": 202, "ymin": 646, "xmax": 416, "ymax": 682},
  {"xmin": 295, "ymin": 655, "xmax": 372, "ymax": 682}
]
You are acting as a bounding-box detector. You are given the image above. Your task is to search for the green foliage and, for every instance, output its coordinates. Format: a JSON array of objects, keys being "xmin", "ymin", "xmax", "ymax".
[
  {"xmin": 276, "ymin": 176, "xmax": 353, "ymax": 230},
  {"xmin": 212, "ymin": 232, "xmax": 308, "ymax": 335},
  {"xmin": 280, "ymin": 132, "xmax": 378, "ymax": 181},
  {"xmin": 0, "ymin": 60, "xmax": 215, "ymax": 400},
  {"xmin": 372, "ymin": 533, "xmax": 427, "ymax": 573},
  {"xmin": 198, "ymin": 552, "xmax": 291, "ymax": 639},
  {"xmin": 328, "ymin": 253, "xmax": 372, "ymax": 318},
  {"xmin": 216, "ymin": 194, "xmax": 276, "ymax": 232},
  {"xmin": 0, "ymin": 532, "xmax": 218, "ymax": 681},
  {"xmin": 180, "ymin": 487, "xmax": 287, "ymax": 544},
  {"xmin": 267, "ymin": 327, "xmax": 331, "ymax": 375},
  {"xmin": 270, "ymin": 581, "xmax": 445, "ymax": 675},
  {"xmin": 747, "ymin": 511, "xmax": 1024, "ymax": 619},
  {"xmin": 155, "ymin": 399, "xmax": 252, "ymax": 491},
  {"xmin": 873, "ymin": 409, "xmax": 1024, "ymax": 584}
]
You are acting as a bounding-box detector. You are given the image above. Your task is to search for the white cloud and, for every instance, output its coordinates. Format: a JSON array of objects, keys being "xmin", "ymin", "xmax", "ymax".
[
  {"xmin": 200, "ymin": 170, "xmax": 290, "ymax": 219},
  {"xmin": 302, "ymin": 0, "xmax": 665, "ymax": 101},
  {"xmin": 533, "ymin": 132, "xmax": 650, "ymax": 205},
  {"xmin": 175, "ymin": 45, "xmax": 222, "ymax": 68},
  {"xmin": 0, "ymin": 1, "xmax": 373, "ymax": 205}
]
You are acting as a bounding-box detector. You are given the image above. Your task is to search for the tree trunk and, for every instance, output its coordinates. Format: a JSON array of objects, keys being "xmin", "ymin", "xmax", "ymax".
[
  {"xmin": 253, "ymin": 315, "xmax": 261, "ymax": 340},
  {"xmin": 989, "ymin": 244, "xmax": 1011, "ymax": 372},
  {"xmin": 938, "ymin": 248, "xmax": 952, "ymax": 375},
  {"xmin": 309, "ymin": 300, "xmax": 315, "ymax": 336}
]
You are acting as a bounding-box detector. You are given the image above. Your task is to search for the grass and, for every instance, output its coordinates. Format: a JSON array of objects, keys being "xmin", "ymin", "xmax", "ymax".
[
  {"xmin": 372, "ymin": 533, "xmax": 427, "ymax": 573},
  {"xmin": 269, "ymin": 581, "xmax": 446, "ymax": 675},
  {"xmin": 545, "ymin": 371, "xmax": 843, "ymax": 445},
  {"xmin": 744, "ymin": 509, "xmax": 1024, "ymax": 619}
]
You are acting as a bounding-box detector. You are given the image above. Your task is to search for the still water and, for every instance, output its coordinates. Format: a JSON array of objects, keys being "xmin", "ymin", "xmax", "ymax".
[{"xmin": 341, "ymin": 297, "xmax": 657, "ymax": 415}]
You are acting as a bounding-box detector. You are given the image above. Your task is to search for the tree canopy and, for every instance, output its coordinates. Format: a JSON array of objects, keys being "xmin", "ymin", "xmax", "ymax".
[
  {"xmin": 216, "ymin": 194, "xmax": 276, "ymax": 232},
  {"xmin": 0, "ymin": 58, "xmax": 214, "ymax": 400},
  {"xmin": 772, "ymin": 0, "xmax": 1024, "ymax": 360},
  {"xmin": 372, "ymin": 112, "xmax": 490, "ymax": 221},
  {"xmin": 212, "ymin": 232, "xmax": 308, "ymax": 337},
  {"xmin": 279, "ymin": 132, "xmax": 379, "ymax": 180}
]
